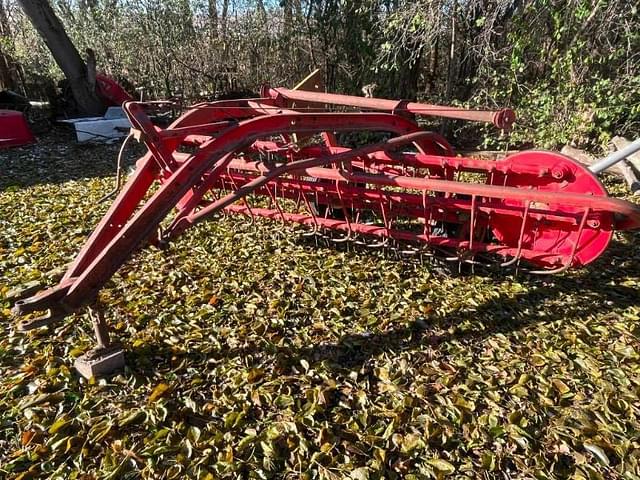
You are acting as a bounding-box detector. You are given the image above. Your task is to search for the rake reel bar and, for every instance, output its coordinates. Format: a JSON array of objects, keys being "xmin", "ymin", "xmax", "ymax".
[{"xmin": 11, "ymin": 87, "xmax": 640, "ymax": 340}]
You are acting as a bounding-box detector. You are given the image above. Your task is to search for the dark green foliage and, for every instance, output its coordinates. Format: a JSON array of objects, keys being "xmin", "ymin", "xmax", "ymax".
[{"xmin": 3, "ymin": 1, "xmax": 638, "ymax": 152}]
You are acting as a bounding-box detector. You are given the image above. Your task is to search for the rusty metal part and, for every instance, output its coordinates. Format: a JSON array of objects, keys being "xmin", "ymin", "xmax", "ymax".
[{"xmin": 71, "ymin": 307, "xmax": 125, "ymax": 379}]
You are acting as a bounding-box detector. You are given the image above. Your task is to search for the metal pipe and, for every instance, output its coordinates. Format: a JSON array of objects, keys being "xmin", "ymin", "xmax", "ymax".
[
  {"xmin": 265, "ymin": 86, "xmax": 516, "ymax": 130},
  {"xmin": 589, "ymin": 138, "xmax": 640, "ymax": 174}
]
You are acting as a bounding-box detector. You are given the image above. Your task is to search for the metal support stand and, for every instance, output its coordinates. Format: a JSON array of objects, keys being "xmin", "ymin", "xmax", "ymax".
[{"xmin": 74, "ymin": 307, "xmax": 125, "ymax": 379}]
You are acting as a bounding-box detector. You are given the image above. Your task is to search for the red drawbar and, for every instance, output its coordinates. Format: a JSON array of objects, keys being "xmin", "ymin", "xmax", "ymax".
[{"xmin": 0, "ymin": 110, "xmax": 35, "ymax": 148}]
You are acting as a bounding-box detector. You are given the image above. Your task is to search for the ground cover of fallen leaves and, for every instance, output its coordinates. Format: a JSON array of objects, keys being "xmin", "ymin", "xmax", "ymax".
[{"xmin": 1, "ymin": 131, "xmax": 639, "ymax": 479}]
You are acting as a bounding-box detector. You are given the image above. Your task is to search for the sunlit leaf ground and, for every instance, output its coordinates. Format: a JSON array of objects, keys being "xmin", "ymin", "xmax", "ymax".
[{"xmin": 1, "ymin": 131, "xmax": 639, "ymax": 479}]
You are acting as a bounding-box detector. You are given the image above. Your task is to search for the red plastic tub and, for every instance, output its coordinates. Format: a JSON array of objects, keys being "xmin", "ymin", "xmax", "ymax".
[{"xmin": 0, "ymin": 110, "xmax": 35, "ymax": 148}]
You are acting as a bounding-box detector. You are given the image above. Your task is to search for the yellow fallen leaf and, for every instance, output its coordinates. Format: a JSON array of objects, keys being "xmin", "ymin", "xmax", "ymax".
[
  {"xmin": 531, "ymin": 354, "xmax": 546, "ymax": 367},
  {"xmin": 148, "ymin": 383, "xmax": 171, "ymax": 402},
  {"xmin": 552, "ymin": 379, "xmax": 571, "ymax": 396}
]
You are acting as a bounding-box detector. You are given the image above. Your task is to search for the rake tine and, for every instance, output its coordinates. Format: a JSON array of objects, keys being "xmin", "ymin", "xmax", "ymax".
[
  {"xmin": 500, "ymin": 201, "xmax": 531, "ymax": 267},
  {"xmin": 265, "ymin": 183, "xmax": 287, "ymax": 227},
  {"xmin": 331, "ymin": 180, "xmax": 353, "ymax": 243},
  {"xmin": 529, "ymin": 207, "xmax": 591, "ymax": 275},
  {"xmin": 226, "ymin": 168, "xmax": 256, "ymax": 227},
  {"xmin": 466, "ymin": 194, "xmax": 478, "ymax": 268},
  {"xmin": 300, "ymin": 182, "xmax": 321, "ymax": 238}
]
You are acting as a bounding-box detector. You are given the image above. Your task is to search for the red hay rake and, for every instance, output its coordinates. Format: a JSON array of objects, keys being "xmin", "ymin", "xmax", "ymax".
[{"xmin": 11, "ymin": 79, "xmax": 640, "ymax": 376}]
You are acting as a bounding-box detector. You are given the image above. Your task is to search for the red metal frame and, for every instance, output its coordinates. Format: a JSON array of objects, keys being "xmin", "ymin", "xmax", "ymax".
[
  {"xmin": 11, "ymin": 88, "xmax": 640, "ymax": 333},
  {"xmin": 95, "ymin": 73, "xmax": 134, "ymax": 106},
  {"xmin": 263, "ymin": 86, "xmax": 516, "ymax": 130}
]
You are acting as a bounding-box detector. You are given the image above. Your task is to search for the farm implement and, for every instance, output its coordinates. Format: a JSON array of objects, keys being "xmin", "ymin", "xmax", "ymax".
[{"xmin": 11, "ymin": 75, "xmax": 640, "ymax": 377}]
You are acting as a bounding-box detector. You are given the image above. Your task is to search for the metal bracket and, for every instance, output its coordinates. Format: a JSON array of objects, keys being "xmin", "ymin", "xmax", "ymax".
[
  {"xmin": 391, "ymin": 100, "xmax": 416, "ymax": 121},
  {"xmin": 16, "ymin": 307, "xmax": 67, "ymax": 331},
  {"xmin": 74, "ymin": 346, "xmax": 125, "ymax": 380}
]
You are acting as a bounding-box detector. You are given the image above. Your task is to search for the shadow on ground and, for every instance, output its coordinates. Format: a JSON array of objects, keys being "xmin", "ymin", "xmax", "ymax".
[
  {"xmin": 130, "ymin": 234, "xmax": 639, "ymax": 377},
  {"xmin": 0, "ymin": 128, "xmax": 140, "ymax": 190}
]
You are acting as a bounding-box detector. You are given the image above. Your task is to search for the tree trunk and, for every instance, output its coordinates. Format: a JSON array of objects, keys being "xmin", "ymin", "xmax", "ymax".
[
  {"xmin": 18, "ymin": 0, "xmax": 104, "ymax": 116},
  {"xmin": 561, "ymin": 144, "xmax": 640, "ymax": 194},
  {"xmin": 425, "ymin": 37, "xmax": 439, "ymax": 96},
  {"xmin": 221, "ymin": 0, "xmax": 229, "ymax": 34},
  {"xmin": 612, "ymin": 136, "xmax": 640, "ymax": 172},
  {"xmin": 208, "ymin": 0, "xmax": 218, "ymax": 37},
  {"xmin": 256, "ymin": 0, "xmax": 267, "ymax": 18},
  {"xmin": 0, "ymin": 0, "xmax": 19, "ymax": 91},
  {"xmin": 445, "ymin": 0, "xmax": 457, "ymax": 101},
  {"xmin": 283, "ymin": 0, "xmax": 293, "ymax": 33}
]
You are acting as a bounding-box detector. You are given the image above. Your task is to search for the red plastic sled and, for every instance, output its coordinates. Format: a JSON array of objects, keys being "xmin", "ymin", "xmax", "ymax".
[{"xmin": 0, "ymin": 110, "xmax": 35, "ymax": 148}]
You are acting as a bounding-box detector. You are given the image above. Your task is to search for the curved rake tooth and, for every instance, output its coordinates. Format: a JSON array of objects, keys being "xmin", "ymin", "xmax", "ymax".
[
  {"xmin": 366, "ymin": 237, "xmax": 389, "ymax": 248},
  {"xmin": 301, "ymin": 227, "xmax": 319, "ymax": 237},
  {"xmin": 400, "ymin": 243, "xmax": 421, "ymax": 256},
  {"xmin": 353, "ymin": 234, "xmax": 369, "ymax": 246},
  {"xmin": 330, "ymin": 182, "xmax": 354, "ymax": 243},
  {"xmin": 500, "ymin": 201, "xmax": 531, "ymax": 268},
  {"xmin": 330, "ymin": 234, "xmax": 351, "ymax": 243},
  {"xmin": 226, "ymin": 167, "xmax": 256, "ymax": 227},
  {"xmin": 529, "ymin": 207, "xmax": 591, "ymax": 275}
]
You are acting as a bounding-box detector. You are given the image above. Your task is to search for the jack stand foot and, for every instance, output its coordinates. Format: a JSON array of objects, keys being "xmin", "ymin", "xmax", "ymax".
[
  {"xmin": 74, "ymin": 345, "xmax": 125, "ymax": 379},
  {"xmin": 74, "ymin": 305, "xmax": 125, "ymax": 379}
]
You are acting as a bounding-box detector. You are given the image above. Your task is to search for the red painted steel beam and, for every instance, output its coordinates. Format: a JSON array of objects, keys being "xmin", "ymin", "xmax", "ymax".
[{"xmin": 264, "ymin": 86, "xmax": 516, "ymax": 130}]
